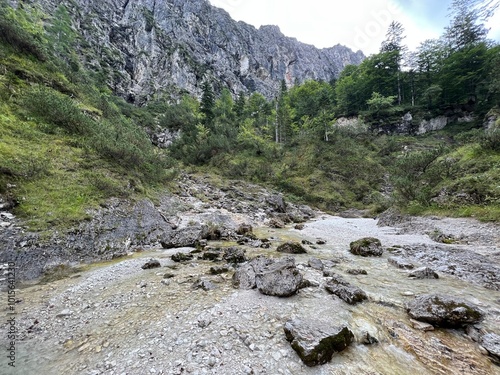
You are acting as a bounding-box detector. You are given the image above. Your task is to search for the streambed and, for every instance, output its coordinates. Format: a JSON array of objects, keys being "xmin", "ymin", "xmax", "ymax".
[{"xmin": 1, "ymin": 215, "xmax": 499, "ymax": 375}]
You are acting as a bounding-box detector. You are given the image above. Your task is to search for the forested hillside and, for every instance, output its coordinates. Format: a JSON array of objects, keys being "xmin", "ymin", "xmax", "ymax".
[{"xmin": 0, "ymin": 0, "xmax": 499, "ymax": 232}]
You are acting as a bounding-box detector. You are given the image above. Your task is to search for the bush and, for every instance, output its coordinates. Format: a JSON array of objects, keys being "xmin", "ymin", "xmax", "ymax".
[
  {"xmin": 480, "ymin": 127, "xmax": 500, "ymax": 151},
  {"xmin": 24, "ymin": 87, "xmax": 94, "ymax": 135},
  {"xmin": 0, "ymin": 2, "xmax": 46, "ymax": 61},
  {"xmin": 390, "ymin": 147, "xmax": 446, "ymax": 205}
]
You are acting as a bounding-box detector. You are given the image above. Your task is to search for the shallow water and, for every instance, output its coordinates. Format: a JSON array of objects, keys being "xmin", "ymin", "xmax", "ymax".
[{"xmin": 2, "ymin": 216, "xmax": 499, "ymax": 374}]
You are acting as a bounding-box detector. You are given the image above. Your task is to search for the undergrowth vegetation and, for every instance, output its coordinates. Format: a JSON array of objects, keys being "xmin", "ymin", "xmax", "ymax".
[{"xmin": 0, "ymin": 0, "xmax": 499, "ymax": 232}]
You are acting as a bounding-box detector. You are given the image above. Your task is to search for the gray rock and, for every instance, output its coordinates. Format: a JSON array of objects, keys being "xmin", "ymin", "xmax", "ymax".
[
  {"xmin": 192, "ymin": 279, "xmax": 217, "ymax": 291},
  {"xmin": 223, "ymin": 247, "xmax": 247, "ymax": 264},
  {"xmin": 406, "ymin": 294, "xmax": 484, "ymax": 328},
  {"xmin": 360, "ymin": 332, "xmax": 379, "ymax": 345},
  {"xmin": 171, "ymin": 253, "xmax": 194, "ymax": 262},
  {"xmin": 349, "ymin": 238, "xmax": 383, "ymax": 257},
  {"xmin": 232, "ymin": 255, "xmax": 274, "ymax": 289},
  {"xmin": 268, "ymin": 218, "xmax": 285, "ymax": 229},
  {"xmin": 56, "ymin": 309, "xmax": 73, "ymax": 318},
  {"xmin": 388, "ymin": 257, "xmax": 414, "ymax": 270},
  {"xmin": 308, "ymin": 258, "xmax": 324, "ymax": 271},
  {"xmin": 284, "ymin": 319, "xmax": 354, "ymax": 367},
  {"xmin": 255, "ymin": 257, "xmax": 303, "ymax": 297},
  {"xmin": 266, "ymin": 195, "xmax": 287, "ymax": 213},
  {"xmin": 209, "ymin": 265, "xmax": 230, "ymax": 275},
  {"xmin": 346, "ymin": 269, "xmax": 368, "ymax": 275},
  {"xmin": 277, "ymin": 242, "xmax": 307, "ymax": 254},
  {"xmin": 202, "ymin": 250, "xmax": 222, "ymax": 261},
  {"xmin": 236, "ymin": 224, "xmax": 253, "ymax": 236},
  {"xmin": 160, "ymin": 224, "xmax": 208, "ymax": 249},
  {"xmin": 325, "ymin": 281, "xmax": 368, "ymax": 305},
  {"xmin": 480, "ymin": 333, "xmax": 500, "ymax": 363},
  {"xmin": 408, "ymin": 267, "xmax": 439, "ymax": 279},
  {"xmin": 410, "ymin": 319, "xmax": 435, "ymax": 331},
  {"xmin": 141, "ymin": 258, "xmax": 161, "ymax": 270}
]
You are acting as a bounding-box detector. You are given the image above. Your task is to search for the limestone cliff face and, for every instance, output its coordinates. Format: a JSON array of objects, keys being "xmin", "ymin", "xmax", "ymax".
[{"xmin": 26, "ymin": 0, "xmax": 364, "ymax": 102}]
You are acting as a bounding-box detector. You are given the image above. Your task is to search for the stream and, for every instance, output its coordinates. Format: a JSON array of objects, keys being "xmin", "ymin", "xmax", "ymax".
[{"xmin": 1, "ymin": 215, "xmax": 499, "ymax": 375}]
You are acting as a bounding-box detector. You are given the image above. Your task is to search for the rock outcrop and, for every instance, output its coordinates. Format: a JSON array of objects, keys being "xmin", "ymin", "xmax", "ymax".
[{"xmin": 14, "ymin": 0, "xmax": 364, "ymax": 103}]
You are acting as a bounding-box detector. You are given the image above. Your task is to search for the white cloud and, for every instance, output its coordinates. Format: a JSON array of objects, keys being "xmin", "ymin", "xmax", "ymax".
[{"xmin": 209, "ymin": 0, "xmax": 499, "ymax": 55}]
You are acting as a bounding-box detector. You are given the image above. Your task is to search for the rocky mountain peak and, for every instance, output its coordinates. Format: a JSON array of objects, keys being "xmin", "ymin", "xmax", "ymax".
[{"xmin": 13, "ymin": 0, "xmax": 364, "ymax": 102}]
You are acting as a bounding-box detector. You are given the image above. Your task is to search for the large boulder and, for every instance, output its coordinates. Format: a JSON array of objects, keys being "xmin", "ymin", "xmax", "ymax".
[
  {"xmin": 231, "ymin": 255, "xmax": 274, "ymax": 289},
  {"xmin": 255, "ymin": 257, "xmax": 303, "ymax": 297},
  {"xmin": 325, "ymin": 279, "xmax": 367, "ymax": 305},
  {"xmin": 233, "ymin": 256, "xmax": 305, "ymax": 297},
  {"xmin": 349, "ymin": 237, "xmax": 383, "ymax": 257},
  {"xmin": 406, "ymin": 294, "xmax": 484, "ymax": 328},
  {"xmin": 160, "ymin": 224, "xmax": 208, "ymax": 249},
  {"xmin": 277, "ymin": 242, "xmax": 307, "ymax": 254},
  {"xmin": 266, "ymin": 194, "xmax": 287, "ymax": 213},
  {"xmin": 284, "ymin": 319, "xmax": 354, "ymax": 367}
]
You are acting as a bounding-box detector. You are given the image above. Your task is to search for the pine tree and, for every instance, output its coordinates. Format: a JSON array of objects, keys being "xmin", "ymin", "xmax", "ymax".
[
  {"xmin": 380, "ymin": 21, "xmax": 407, "ymax": 105},
  {"xmin": 444, "ymin": 0, "xmax": 494, "ymax": 50},
  {"xmin": 200, "ymin": 80, "xmax": 215, "ymax": 126}
]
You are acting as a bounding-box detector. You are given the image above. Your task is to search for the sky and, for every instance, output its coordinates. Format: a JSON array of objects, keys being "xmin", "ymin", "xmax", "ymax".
[{"xmin": 209, "ymin": 0, "xmax": 500, "ymax": 56}]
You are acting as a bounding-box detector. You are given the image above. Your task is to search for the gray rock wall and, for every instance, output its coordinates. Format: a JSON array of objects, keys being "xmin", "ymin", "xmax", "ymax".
[{"xmin": 13, "ymin": 0, "xmax": 364, "ymax": 102}]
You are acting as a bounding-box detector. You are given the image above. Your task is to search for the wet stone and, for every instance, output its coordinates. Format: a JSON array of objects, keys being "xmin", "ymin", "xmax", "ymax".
[
  {"xmin": 308, "ymin": 258, "xmax": 324, "ymax": 271},
  {"xmin": 325, "ymin": 282, "xmax": 368, "ymax": 305},
  {"xmin": 277, "ymin": 242, "xmax": 307, "ymax": 254},
  {"xmin": 480, "ymin": 333, "xmax": 500, "ymax": 364},
  {"xmin": 388, "ymin": 257, "xmax": 415, "ymax": 270},
  {"xmin": 346, "ymin": 269, "xmax": 368, "ymax": 275},
  {"xmin": 408, "ymin": 267, "xmax": 439, "ymax": 279},
  {"xmin": 406, "ymin": 294, "xmax": 484, "ymax": 328},
  {"xmin": 171, "ymin": 253, "xmax": 194, "ymax": 262},
  {"xmin": 255, "ymin": 257, "xmax": 303, "ymax": 297},
  {"xmin": 284, "ymin": 319, "xmax": 354, "ymax": 367},
  {"xmin": 349, "ymin": 237, "xmax": 383, "ymax": 257}
]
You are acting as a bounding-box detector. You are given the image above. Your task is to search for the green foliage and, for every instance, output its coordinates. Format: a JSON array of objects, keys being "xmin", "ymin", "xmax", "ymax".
[
  {"xmin": 23, "ymin": 86, "xmax": 94, "ymax": 135},
  {"xmin": 200, "ymin": 81, "xmax": 215, "ymax": 126},
  {"xmin": 367, "ymin": 92, "xmax": 397, "ymax": 112},
  {"xmin": 0, "ymin": 0, "xmax": 47, "ymax": 60},
  {"xmin": 390, "ymin": 147, "xmax": 447, "ymax": 205}
]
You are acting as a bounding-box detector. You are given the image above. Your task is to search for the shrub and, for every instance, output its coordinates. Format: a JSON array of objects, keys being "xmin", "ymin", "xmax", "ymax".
[
  {"xmin": 23, "ymin": 86, "xmax": 94, "ymax": 135},
  {"xmin": 480, "ymin": 127, "xmax": 500, "ymax": 151}
]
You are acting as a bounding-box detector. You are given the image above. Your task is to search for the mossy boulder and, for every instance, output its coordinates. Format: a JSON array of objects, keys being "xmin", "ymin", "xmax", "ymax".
[
  {"xmin": 284, "ymin": 319, "xmax": 354, "ymax": 366},
  {"xmin": 406, "ymin": 294, "xmax": 484, "ymax": 328},
  {"xmin": 277, "ymin": 242, "xmax": 307, "ymax": 254},
  {"xmin": 349, "ymin": 237, "xmax": 383, "ymax": 257},
  {"xmin": 171, "ymin": 252, "xmax": 194, "ymax": 262}
]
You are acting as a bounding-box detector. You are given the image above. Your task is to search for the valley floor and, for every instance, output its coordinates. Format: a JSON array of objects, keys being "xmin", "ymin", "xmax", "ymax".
[{"xmin": 1, "ymin": 213, "xmax": 499, "ymax": 375}]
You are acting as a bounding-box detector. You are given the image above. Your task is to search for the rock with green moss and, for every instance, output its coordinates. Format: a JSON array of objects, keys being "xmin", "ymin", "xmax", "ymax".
[
  {"xmin": 284, "ymin": 319, "xmax": 354, "ymax": 367},
  {"xmin": 349, "ymin": 237, "xmax": 383, "ymax": 257},
  {"xmin": 277, "ymin": 242, "xmax": 307, "ymax": 254},
  {"xmin": 406, "ymin": 294, "xmax": 484, "ymax": 328},
  {"xmin": 171, "ymin": 252, "xmax": 194, "ymax": 262}
]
